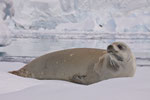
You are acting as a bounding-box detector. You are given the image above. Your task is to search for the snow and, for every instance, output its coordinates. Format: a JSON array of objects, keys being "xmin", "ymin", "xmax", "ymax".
[
  {"xmin": 0, "ymin": 62, "xmax": 42, "ymax": 94},
  {"xmin": 0, "ymin": 62, "xmax": 150, "ymax": 100}
]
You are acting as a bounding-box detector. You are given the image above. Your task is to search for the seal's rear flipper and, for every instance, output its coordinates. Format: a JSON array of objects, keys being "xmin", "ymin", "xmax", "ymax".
[
  {"xmin": 9, "ymin": 68, "xmax": 33, "ymax": 78},
  {"xmin": 9, "ymin": 70, "xmax": 20, "ymax": 76}
]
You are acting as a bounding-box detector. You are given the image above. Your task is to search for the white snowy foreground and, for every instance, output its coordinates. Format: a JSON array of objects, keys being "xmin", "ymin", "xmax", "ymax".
[{"xmin": 0, "ymin": 62, "xmax": 150, "ymax": 100}]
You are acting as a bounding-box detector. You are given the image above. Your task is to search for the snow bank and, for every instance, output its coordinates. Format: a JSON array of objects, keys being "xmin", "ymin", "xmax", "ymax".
[{"xmin": 0, "ymin": 62, "xmax": 150, "ymax": 100}]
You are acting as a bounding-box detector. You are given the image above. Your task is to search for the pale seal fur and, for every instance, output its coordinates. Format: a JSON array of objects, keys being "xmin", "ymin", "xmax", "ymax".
[{"xmin": 10, "ymin": 42, "xmax": 136, "ymax": 85}]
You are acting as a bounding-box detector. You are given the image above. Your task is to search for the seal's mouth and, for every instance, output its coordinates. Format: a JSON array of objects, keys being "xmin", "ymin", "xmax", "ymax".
[
  {"xmin": 113, "ymin": 54, "xmax": 123, "ymax": 61},
  {"xmin": 107, "ymin": 50, "xmax": 114, "ymax": 53},
  {"xmin": 108, "ymin": 52, "xmax": 124, "ymax": 61}
]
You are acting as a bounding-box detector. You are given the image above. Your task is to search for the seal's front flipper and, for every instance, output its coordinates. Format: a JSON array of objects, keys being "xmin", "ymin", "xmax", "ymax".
[{"xmin": 71, "ymin": 74, "xmax": 88, "ymax": 85}]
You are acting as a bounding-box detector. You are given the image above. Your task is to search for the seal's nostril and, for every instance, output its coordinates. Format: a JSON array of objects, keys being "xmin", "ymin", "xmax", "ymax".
[{"xmin": 107, "ymin": 45, "xmax": 113, "ymax": 50}]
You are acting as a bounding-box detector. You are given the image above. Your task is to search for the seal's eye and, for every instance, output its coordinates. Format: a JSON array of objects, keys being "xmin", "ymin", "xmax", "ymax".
[{"xmin": 117, "ymin": 44, "xmax": 123, "ymax": 50}]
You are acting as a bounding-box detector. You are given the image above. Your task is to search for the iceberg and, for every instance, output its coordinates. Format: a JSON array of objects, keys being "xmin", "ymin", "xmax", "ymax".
[
  {"xmin": 0, "ymin": 0, "xmax": 12, "ymax": 47},
  {"xmin": 0, "ymin": 19, "xmax": 11, "ymax": 47}
]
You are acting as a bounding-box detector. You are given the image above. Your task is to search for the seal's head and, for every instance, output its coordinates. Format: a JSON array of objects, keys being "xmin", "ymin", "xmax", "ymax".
[{"xmin": 107, "ymin": 42, "xmax": 132, "ymax": 62}]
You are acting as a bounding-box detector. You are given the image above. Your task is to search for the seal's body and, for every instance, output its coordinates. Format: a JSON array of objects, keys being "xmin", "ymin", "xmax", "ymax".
[{"xmin": 10, "ymin": 42, "xmax": 136, "ymax": 85}]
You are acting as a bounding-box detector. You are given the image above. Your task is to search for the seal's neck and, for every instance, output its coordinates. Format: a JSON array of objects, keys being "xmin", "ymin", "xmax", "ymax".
[{"xmin": 107, "ymin": 55, "xmax": 120, "ymax": 71}]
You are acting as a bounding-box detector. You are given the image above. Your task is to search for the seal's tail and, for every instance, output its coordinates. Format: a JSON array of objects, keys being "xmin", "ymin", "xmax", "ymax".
[
  {"xmin": 9, "ymin": 68, "xmax": 32, "ymax": 78},
  {"xmin": 9, "ymin": 70, "xmax": 21, "ymax": 76}
]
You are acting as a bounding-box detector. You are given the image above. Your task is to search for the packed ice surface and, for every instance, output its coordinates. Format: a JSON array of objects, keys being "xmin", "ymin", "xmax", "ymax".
[
  {"xmin": 0, "ymin": 62, "xmax": 150, "ymax": 100},
  {"xmin": 1, "ymin": 0, "xmax": 150, "ymax": 32}
]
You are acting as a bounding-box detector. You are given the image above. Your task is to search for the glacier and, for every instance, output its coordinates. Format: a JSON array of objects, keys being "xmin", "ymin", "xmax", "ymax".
[
  {"xmin": 2, "ymin": 0, "xmax": 150, "ymax": 32},
  {"xmin": 0, "ymin": 0, "xmax": 150, "ymax": 34}
]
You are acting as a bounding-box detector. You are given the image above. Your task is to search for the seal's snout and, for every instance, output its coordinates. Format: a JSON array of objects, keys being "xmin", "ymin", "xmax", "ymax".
[
  {"xmin": 107, "ymin": 45, "xmax": 113, "ymax": 50},
  {"xmin": 107, "ymin": 45, "xmax": 114, "ymax": 53}
]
